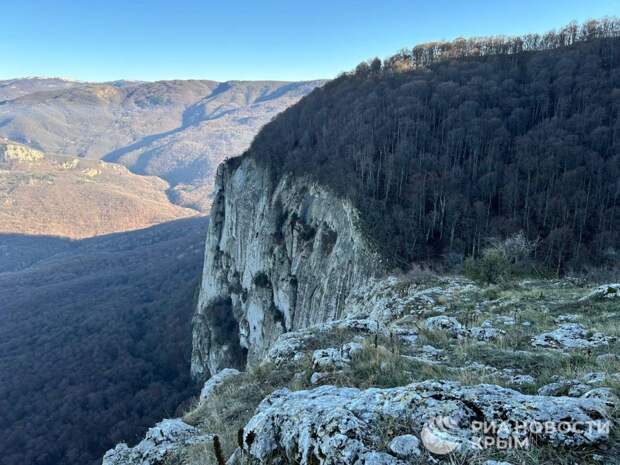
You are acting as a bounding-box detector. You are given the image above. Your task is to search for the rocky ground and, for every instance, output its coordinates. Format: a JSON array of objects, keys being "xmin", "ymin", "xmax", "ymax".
[{"xmin": 103, "ymin": 275, "xmax": 619, "ymax": 465}]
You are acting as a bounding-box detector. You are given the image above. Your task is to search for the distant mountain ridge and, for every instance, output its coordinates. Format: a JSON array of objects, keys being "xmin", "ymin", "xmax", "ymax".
[
  {"xmin": 0, "ymin": 77, "xmax": 324, "ymax": 210},
  {"xmin": 0, "ymin": 77, "xmax": 81, "ymax": 101},
  {"xmin": 0, "ymin": 139, "xmax": 195, "ymax": 239}
]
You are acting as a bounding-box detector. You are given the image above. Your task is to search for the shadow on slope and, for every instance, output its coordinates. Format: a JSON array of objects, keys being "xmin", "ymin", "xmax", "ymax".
[
  {"xmin": 0, "ymin": 216, "xmax": 209, "ymax": 465},
  {"xmin": 0, "ymin": 233, "xmax": 73, "ymax": 273}
]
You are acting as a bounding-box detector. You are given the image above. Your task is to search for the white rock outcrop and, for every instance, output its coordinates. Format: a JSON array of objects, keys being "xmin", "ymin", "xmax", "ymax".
[
  {"xmin": 424, "ymin": 316, "xmax": 465, "ymax": 338},
  {"xmin": 387, "ymin": 434, "xmax": 421, "ymax": 458},
  {"xmin": 265, "ymin": 319, "xmax": 386, "ymax": 364},
  {"xmin": 199, "ymin": 368, "xmax": 241, "ymax": 404},
  {"xmin": 344, "ymin": 275, "xmax": 479, "ymax": 321},
  {"xmin": 582, "ymin": 388, "xmax": 619, "ymax": 408},
  {"xmin": 537, "ymin": 380, "xmax": 590, "ymax": 397},
  {"xmin": 0, "ymin": 141, "xmax": 45, "ymax": 163},
  {"xmin": 469, "ymin": 320, "xmax": 505, "ymax": 341},
  {"xmin": 579, "ymin": 284, "xmax": 620, "ymax": 301},
  {"xmin": 596, "ymin": 353, "xmax": 619, "ymax": 365},
  {"xmin": 531, "ymin": 324, "xmax": 612, "ymax": 350},
  {"xmin": 102, "ymin": 419, "xmax": 211, "ymax": 465},
  {"xmin": 312, "ymin": 348, "xmax": 351, "ymax": 370},
  {"xmin": 239, "ymin": 381, "xmax": 611, "ymax": 465}
]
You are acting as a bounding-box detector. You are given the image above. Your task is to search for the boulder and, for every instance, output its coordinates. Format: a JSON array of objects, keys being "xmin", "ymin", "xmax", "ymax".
[
  {"xmin": 579, "ymin": 284, "xmax": 620, "ymax": 302},
  {"xmin": 424, "ymin": 316, "xmax": 465, "ymax": 338},
  {"xmin": 582, "ymin": 388, "xmax": 619, "ymax": 408},
  {"xmin": 421, "ymin": 345, "xmax": 443, "ymax": 358},
  {"xmin": 531, "ymin": 324, "xmax": 612, "ymax": 350},
  {"xmin": 310, "ymin": 372, "xmax": 331, "ymax": 385},
  {"xmin": 554, "ymin": 314, "xmax": 579, "ymax": 324},
  {"xmin": 581, "ymin": 372, "xmax": 608, "ymax": 385},
  {"xmin": 495, "ymin": 315, "xmax": 516, "ymax": 326},
  {"xmin": 199, "ymin": 368, "xmax": 241, "ymax": 404},
  {"xmin": 266, "ymin": 319, "xmax": 387, "ymax": 364},
  {"xmin": 469, "ymin": 321, "xmax": 505, "ymax": 341},
  {"xmin": 508, "ymin": 374, "xmax": 535, "ymax": 386},
  {"xmin": 313, "ymin": 348, "xmax": 350, "ymax": 370},
  {"xmin": 537, "ymin": 380, "xmax": 589, "ymax": 397},
  {"xmin": 240, "ymin": 381, "xmax": 612, "ymax": 465},
  {"xmin": 312, "ymin": 341, "xmax": 365, "ymax": 371},
  {"xmin": 342, "ymin": 341, "xmax": 364, "ymax": 359},
  {"xmin": 102, "ymin": 419, "xmax": 211, "ymax": 465},
  {"xmin": 596, "ymin": 353, "xmax": 619, "ymax": 365},
  {"xmin": 387, "ymin": 434, "xmax": 421, "ymax": 458},
  {"xmin": 390, "ymin": 326, "xmax": 418, "ymax": 346}
]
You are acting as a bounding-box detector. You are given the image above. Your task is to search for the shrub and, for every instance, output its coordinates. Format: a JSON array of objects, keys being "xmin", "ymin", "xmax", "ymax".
[
  {"xmin": 465, "ymin": 233, "xmax": 541, "ymax": 283},
  {"xmin": 464, "ymin": 248, "xmax": 512, "ymax": 284}
]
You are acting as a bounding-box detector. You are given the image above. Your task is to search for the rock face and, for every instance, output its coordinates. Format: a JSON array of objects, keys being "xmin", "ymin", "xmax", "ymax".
[
  {"xmin": 240, "ymin": 381, "xmax": 611, "ymax": 465},
  {"xmin": 191, "ymin": 157, "xmax": 384, "ymax": 379},
  {"xmin": 102, "ymin": 419, "xmax": 211, "ymax": 465}
]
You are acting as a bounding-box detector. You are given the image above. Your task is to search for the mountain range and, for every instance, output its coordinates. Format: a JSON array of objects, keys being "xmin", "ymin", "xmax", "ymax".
[
  {"xmin": 0, "ymin": 78, "xmax": 324, "ymax": 211},
  {"xmin": 4, "ymin": 17, "xmax": 620, "ymax": 465}
]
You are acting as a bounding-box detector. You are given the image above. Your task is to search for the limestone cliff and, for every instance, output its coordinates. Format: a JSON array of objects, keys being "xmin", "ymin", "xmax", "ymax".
[{"xmin": 191, "ymin": 156, "xmax": 386, "ymax": 379}]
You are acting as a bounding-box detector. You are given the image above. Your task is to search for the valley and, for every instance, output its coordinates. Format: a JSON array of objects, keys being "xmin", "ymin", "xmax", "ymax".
[
  {"xmin": 0, "ymin": 78, "xmax": 323, "ymax": 210},
  {"xmin": 0, "ymin": 78, "xmax": 321, "ymax": 465},
  {"xmin": 0, "ymin": 217, "xmax": 209, "ymax": 465}
]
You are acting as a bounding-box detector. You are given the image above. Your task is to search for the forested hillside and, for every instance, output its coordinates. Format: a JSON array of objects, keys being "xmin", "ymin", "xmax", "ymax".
[
  {"xmin": 247, "ymin": 19, "xmax": 620, "ymax": 272},
  {"xmin": 0, "ymin": 217, "xmax": 208, "ymax": 465}
]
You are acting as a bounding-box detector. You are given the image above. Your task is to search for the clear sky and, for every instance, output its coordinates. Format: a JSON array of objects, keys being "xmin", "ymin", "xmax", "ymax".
[{"xmin": 1, "ymin": 0, "xmax": 618, "ymax": 82}]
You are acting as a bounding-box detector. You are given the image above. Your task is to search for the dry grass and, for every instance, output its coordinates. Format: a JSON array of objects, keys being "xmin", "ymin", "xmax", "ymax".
[
  {"xmin": 332, "ymin": 341, "xmax": 413, "ymax": 388},
  {"xmin": 183, "ymin": 362, "xmax": 312, "ymax": 463}
]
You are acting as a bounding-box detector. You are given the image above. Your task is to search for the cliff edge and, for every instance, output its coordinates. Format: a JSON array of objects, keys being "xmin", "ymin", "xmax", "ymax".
[{"xmin": 191, "ymin": 156, "xmax": 385, "ymax": 378}]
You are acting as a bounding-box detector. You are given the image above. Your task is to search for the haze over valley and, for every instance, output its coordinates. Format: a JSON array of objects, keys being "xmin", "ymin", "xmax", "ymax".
[{"xmin": 0, "ymin": 78, "xmax": 323, "ymax": 212}]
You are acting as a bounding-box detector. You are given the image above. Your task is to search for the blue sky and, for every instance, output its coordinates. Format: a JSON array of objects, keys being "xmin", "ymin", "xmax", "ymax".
[{"xmin": 1, "ymin": 0, "xmax": 618, "ymax": 82}]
